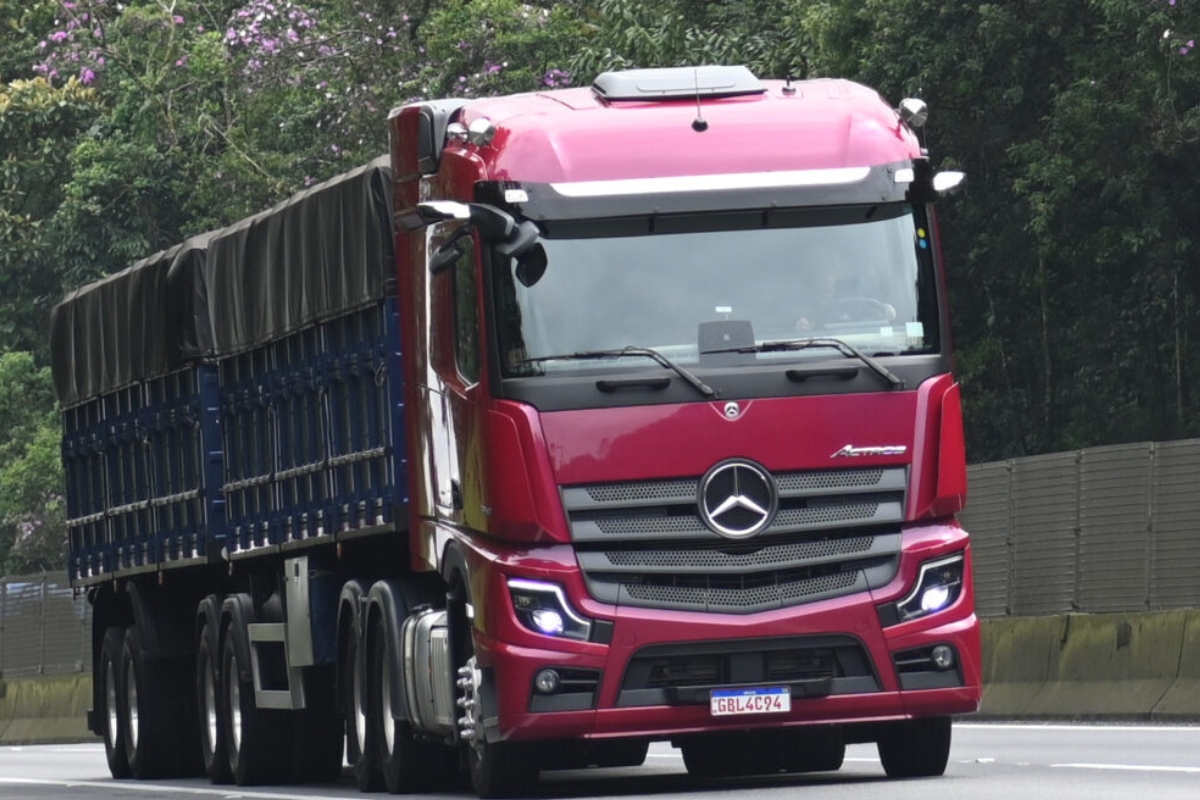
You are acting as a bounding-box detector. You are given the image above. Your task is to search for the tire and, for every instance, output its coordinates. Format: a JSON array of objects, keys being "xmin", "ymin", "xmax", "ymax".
[
  {"xmin": 876, "ymin": 716, "xmax": 952, "ymax": 778},
  {"xmin": 460, "ymin": 647, "xmax": 536, "ymax": 796},
  {"xmin": 351, "ymin": 619, "xmax": 383, "ymax": 792},
  {"xmin": 121, "ymin": 625, "xmax": 195, "ymax": 778},
  {"xmin": 470, "ymin": 739, "xmax": 537, "ymax": 799},
  {"xmin": 99, "ymin": 626, "xmax": 131, "ymax": 779},
  {"xmin": 292, "ymin": 666, "xmax": 345, "ymax": 783},
  {"xmin": 372, "ymin": 624, "xmax": 455, "ymax": 793},
  {"xmin": 196, "ymin": 622, "xmax": 232, "ymax": 784},
  {"xmin": 221, "ymin": 625, "xmax": 291, "ymax": 785}
]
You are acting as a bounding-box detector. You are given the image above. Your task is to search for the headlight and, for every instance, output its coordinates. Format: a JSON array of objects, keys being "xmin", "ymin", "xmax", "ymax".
[
  {"xmin": 508, "ymin": 579, "xmax": 592, "ymax": 641},
  {"xmin": 890, "ymin": 552, "xmax": 964, "ymax": 624}
]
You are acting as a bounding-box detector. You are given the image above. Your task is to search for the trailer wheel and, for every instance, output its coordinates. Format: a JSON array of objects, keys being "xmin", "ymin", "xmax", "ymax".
[
  {"xmin": 99, "ymin": 626, "xmax": 131, "ymax": 779},
  {"xmin": 121, "ymin": 625, "xmax": 195, "ymax": 778},
  {"xmin": 221, "ymin": 626, "xmax": 290, "ymax": 785},
  {"xmin": 876, "ymin": 716, "xmax": 952, "ymax": 778},
  {"xmin": 196, "ymin": 622, "xmax": 232, "ymax": 783}
]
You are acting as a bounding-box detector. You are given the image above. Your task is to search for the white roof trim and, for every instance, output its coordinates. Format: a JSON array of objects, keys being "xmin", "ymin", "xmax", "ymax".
[{"xmin": 550, "ymin": 167, "xmax": 872, "ymax": 198}]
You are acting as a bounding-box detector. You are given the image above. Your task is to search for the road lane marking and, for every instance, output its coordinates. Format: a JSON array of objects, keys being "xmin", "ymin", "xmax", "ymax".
[
  {"xmin": 0, "ymin": 778, "xmax": 351, "ymax": 799},
  {"xmin": 958, "ymin": 723, "xmax": 1200, "ymax": 733},
  {"xmin": 1052, "ymin": 763, "xmax": 1200, "ymax": 774}
]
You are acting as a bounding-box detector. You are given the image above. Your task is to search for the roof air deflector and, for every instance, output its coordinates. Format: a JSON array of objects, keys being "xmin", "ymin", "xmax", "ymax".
[{"xmin": 592, "ymin": 66, "xmax": 765, "ymax": 101}]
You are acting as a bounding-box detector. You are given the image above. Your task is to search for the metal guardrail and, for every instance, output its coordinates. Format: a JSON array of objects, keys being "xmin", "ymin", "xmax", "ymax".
[
  {"xmin": 0, "ymin": 573, "xmax": 90, "ymax": 677},
  {"xmin": 6, "ymin": 437, "xmax": 1200, "ymax": 675},
  {"xmin": 962, "ymin": 439, "xmax": 1200, "ymax": 618}
]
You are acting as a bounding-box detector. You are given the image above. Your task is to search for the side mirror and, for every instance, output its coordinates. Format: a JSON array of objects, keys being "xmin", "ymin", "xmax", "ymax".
[
  {"xmin": 495, "ymin": 220, "xmax": 540, "ymax": 259},
  {"xmin": 514, "ymin": 245, "xmax": 547, "ymax": 288},
  {"xmin": 429, "ymin": 232, "xmax": 470, "ymax": 276},
  {"xmin": 396, "ymin": 201, "xmax": 471, "ymax": 231}
]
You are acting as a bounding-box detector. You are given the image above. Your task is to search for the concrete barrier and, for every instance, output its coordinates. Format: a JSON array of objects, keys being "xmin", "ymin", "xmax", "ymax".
[
  {"xmin": 977, "ymin": 614, "xmax": 1062, "ymax": 716},
  {"xmin": 979, "ymin": 610, "xmax": 1199, "ymax": 720},
  {"xmin": 1153, "ymin": 609, "xmax": 1200, "ymax": 719},
  {"xmin": 0, "ymin": 674, "xmax": 98, "ymax": 745},
  {"xmin": 1029, "ymin": 610, "xmax": 1188, "ymax": 718},
  {"xmin": 3, "ymin": 611, "xmax": 1200, "ymax": 744}
]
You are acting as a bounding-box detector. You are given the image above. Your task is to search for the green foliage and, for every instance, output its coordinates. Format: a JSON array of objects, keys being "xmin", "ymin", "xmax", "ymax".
[
  {"xmin": 0, "ymin": 352, "xmax": 64, "ymax": 574},
  {"xmin": 418, "ymin": 0, "xmax": 586, "ymax": 97},
  {"xmin": 7, "ymin": 0, "xmax": 1200, "ymax": 575},
  {"xmin": 570, "ymin": 0, "xmax": 809, "ymax": 79},
  {"xmin": 0, "ymin": 76, "xmax": 101, "ymax": 355},
  {"xmin": 804, "ymin": 0, "xmax": 1200, "ymax": 459}
]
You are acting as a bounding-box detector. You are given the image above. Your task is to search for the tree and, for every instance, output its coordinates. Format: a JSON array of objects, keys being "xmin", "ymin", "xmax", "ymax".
[
  {"xmin": 0, "ymin": 352, "xmax": 64, "ymax": 574},
  {"xmin": 803, "ymin": 0, "xmax": 1200, "ymax": 460}
]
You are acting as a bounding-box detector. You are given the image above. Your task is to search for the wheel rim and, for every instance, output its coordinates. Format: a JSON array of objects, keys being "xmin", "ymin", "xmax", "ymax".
[
  {"xmin": 381, "ymin": 647, "xmax": 395, "ymax": 755},
  {"xmin": 353, "ymin": 641, "xmax": 368, "ymax": 753},
  {"xmin": 124, "ymin": 659, "xmax": 139, "ymax": 754},
  {"xmin": 104, "ymin": 660, "xmax": 119, "ymax": 747},
  {"xmin": 228, "ymin": 652, "xmax": 243, "ymax": 753},
  {"xmin": 202, "ymin": 650, "xmax": 219, "ymax": 754}
]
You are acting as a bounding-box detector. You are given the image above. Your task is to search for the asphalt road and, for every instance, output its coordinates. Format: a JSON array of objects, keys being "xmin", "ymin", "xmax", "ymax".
[{"xmin": 1, "ymin": 722, "xmax": 1197, "ymax": 799}]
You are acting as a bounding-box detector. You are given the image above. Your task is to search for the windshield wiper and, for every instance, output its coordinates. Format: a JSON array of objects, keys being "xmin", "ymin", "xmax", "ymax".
[
  {"xmin": 704, "ymin": 336, "xmax": 904, "ymax": 389},
  {"xmin": 520, "ymin": 346, "xmax": 716, "ymax": 398}
]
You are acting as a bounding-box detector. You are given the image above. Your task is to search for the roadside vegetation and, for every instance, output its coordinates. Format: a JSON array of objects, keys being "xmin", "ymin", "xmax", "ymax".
[{"xmin": 1, "ymin": 0, "xmax": 1198, "ymax": 573}]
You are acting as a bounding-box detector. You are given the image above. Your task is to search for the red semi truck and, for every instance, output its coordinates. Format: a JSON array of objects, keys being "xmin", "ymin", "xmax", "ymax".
[{"xmin": 52, "ymin": 65, "xmax": 979, "ymax": 797}]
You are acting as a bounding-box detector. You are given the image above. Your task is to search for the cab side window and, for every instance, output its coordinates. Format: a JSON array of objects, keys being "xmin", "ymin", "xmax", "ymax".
[{"xmin": 453, "ymin": 232, "xmax": 481, "ymax": 384}]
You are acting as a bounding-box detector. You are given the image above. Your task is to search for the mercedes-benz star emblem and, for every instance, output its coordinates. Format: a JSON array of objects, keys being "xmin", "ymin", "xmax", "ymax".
[{"xmin": 698, "ymin": 459, "xmax": 778, "ymax": 539}]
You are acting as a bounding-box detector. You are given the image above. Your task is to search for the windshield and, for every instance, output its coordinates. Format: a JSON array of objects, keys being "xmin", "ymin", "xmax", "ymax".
[{"xmin": 493, "ymin": 204, "xmax": 940, "ymax": 377}]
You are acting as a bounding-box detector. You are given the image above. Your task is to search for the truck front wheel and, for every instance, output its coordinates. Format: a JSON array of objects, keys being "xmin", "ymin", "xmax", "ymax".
[{"xmin": 876, "ymin": 716, "xmax": 952, "ymax": 778}]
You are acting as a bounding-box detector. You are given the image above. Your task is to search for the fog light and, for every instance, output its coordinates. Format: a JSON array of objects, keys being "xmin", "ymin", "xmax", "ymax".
[
  {"xmin": 534, "ymin": 669, "xmax": 561, "ymax": 694},
  {"xmin": 931, "ymin": 645, "xmax": 955, "ymax": 670}
]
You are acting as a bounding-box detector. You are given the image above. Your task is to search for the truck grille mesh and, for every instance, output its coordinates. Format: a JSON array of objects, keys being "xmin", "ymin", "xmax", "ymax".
[
  {"xmin": 623, "ymin": 571, "xmax": 858, "ymax": 609},
  {"xmin": 564, "ymin": 467, "xmax": 905, "ymax": 613}
]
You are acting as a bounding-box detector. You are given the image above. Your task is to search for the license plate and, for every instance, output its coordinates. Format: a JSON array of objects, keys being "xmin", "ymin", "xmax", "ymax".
[{"xmin": 710, "ymin": 687, "xmax": 791, "ymax": 716}]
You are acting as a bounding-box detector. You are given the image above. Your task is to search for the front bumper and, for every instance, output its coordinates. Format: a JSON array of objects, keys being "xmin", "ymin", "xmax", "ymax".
[{"xmin": 470, "ymin": 526, "xmax": 981, "ymax": 743}]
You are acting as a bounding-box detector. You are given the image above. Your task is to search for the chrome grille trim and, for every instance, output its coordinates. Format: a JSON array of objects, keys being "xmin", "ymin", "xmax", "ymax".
[{"xmin": 563, "ymin": 466, "xmax": 906, "ymax": 613}]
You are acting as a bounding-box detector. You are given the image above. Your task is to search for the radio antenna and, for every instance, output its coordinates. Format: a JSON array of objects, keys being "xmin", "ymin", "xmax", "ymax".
[{"xmin": 691, "ymin": 68, "xmax": 708, "ymax": 132}]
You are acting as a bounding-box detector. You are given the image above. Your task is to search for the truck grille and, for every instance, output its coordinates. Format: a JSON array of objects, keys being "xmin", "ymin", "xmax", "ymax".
[{"xmin": 564, "ymin": 467, "xmax": 905, "ymax": 613}]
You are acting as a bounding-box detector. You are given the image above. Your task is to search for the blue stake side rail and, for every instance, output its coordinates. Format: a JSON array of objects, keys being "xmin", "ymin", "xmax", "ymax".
[
  {"xmin": 51, "ymin": 156, "xmax": 406, "ymax": 586},
  {"xmin": 62, "ymin": 298, "xmax": 408, "ymax": 585}
]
